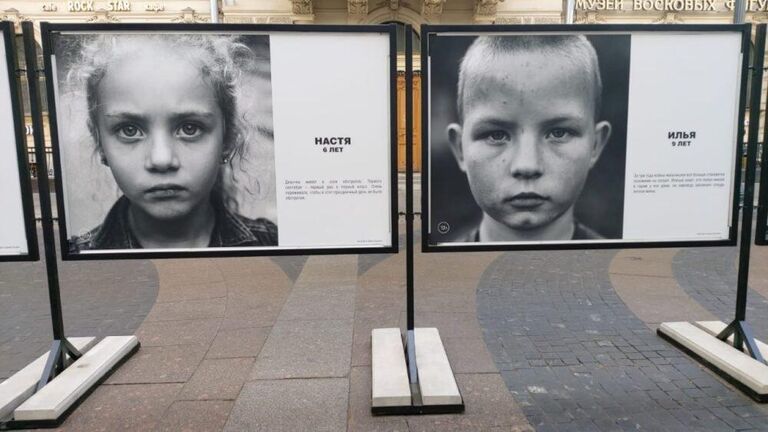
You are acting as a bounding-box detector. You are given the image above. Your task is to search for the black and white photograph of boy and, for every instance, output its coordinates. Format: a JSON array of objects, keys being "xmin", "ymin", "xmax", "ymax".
[
  {"xmin": 428, "ymin": 33, "xmax": 631, "ymax": 245},
  {"xmin": 51, "ymin": 32, "xmax": 278, "ymax": 253}
]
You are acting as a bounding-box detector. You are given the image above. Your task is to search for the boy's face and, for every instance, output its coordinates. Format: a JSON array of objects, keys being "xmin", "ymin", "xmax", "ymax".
[
  {"xmin": 95, "ymin": 42, "xmax": 226, "ymax": 222},
  {"xmin": 448, "ymin": 50, "xmax": 611, "ymax": 233}
]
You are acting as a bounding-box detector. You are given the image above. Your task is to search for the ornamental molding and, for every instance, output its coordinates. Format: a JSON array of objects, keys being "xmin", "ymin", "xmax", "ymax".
[
  {"xmin": 575, "ymin": 10, "xmax": 606, "ymax": 23},
  {"xmin": 494, "ymin": 16, "xmax": 523, "ymax": 24},
  {"xmin": 475, "ymin": 0, "xmax": 503, "ymax": 17},
  {"xmin": 496, "ymin": 15, "xmax": 564, "ymax": 24},
  {"xmin": 223, "ymin": 16, "xmax": 252, "ymax": 23},
  {"xmin": 86, "ymin": 8, "xmax": 119, "ymax": 22},
  {"xmin": 171, "ymin": 7, "xmax": 209, "ymax": 23},
  {"xmin": 1, "ymin": 8, "xmax": 29, "ymax": 29},
  {"xmin": 531, "ymin": 15, "xmax": 562, "ymax": 24},
  {"xmin": 348, "ymin": 0, "xmax": 368, "ymax": 15},
  {"xmin": 252, "ymin": 15, "xmax": 293, "ymax": 23},
  {"xmin": 652, "ymin": 11, "xmax": 684, "ymax": 23},
  {"xmin": 292, "ymin": 0, "xmax": 312, "ymax": 15},
  {"xmin": 421, "ymin": 0, "xmax": 446, "ymax": 17},
  {"xmin": 222, "ymin": 15, "xmax": 295, "ymax": 24}
]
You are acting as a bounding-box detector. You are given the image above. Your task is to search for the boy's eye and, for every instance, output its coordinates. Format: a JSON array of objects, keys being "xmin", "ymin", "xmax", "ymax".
[
  {"xmin": 480, "ymin": 130, "xmax": 510, "ymax": 144},
  {"xmin": 490, "ymin": 131, "xmax": 508, "ymax": 140},
  {"xmin": 550, "ymin": 128, "xmax": 567, "ymax": 138},
  {"xmin": 177, "ymin": 123, "xmax": 203, "ymax": 139},
  {"xmin": 545, "ymin": 127, "xmax": 576, "ymax": 141}
]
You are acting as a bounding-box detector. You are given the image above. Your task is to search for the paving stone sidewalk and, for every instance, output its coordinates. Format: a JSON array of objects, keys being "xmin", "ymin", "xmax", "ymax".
[
  {"xmin": 478, "ymin": 249, "xmax": 768, "ymax": 431},
  {"xmin": 674, "ymin": 247, "xmax": 768, "ymax": 338},
  {"xmin": 0, "ymin": 228, "xmax": 158, "ymax": 380},
  {"xmin": 5, "ymin": 220, "xmax": 768, "ymax": 430}
]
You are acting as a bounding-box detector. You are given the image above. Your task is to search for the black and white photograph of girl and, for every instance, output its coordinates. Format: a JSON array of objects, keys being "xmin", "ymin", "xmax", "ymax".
[{"xmin": 50, "ymin": 32, "xmax": 278, "ymax": 253}]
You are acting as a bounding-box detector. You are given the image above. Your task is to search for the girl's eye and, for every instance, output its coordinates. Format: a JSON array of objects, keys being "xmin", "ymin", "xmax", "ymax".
[
  {"xmin": 121, "ymin": 126, "xmax": 138, "ymax": 137},
  {"xmin": 114, "ymin": 124, "xmax": 143, "ymax": 141},
  {"xmin": 177, "ymin": 123, "xmax": 203, "ymax": 138}
]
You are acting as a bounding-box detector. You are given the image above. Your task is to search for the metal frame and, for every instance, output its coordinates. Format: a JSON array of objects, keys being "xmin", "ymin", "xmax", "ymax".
[
  {"xmin": 372, "ymin": 25, "xmax": 464, "ymax": 416},
  {"xmin": 420, "ymin": 24, "xmax": 751, "ymax": 253},
  {"xmin": 716, "ymin": 24, "xmax": 766, "ymax": 361},
  {"xmin": 756, "ymin": 156, "xmax": 768, "ymax": 245},
  {"xmin": 0, "ymin": 21, "xmax": 39, "ymax": 262},
  {"xmin": 19, "ymin": 20, "xmax": 83, "ymax": 400},
  {"xmin": 405, "ymin": 26, "xmax": 417, "ymax": 393},
  {"xmin": 39, "ymin": 22, "xmax": 399, "ymax": 260},
  {"xmin": 754, "ymin": 29, "xmax": 768, "ymax": 246}
]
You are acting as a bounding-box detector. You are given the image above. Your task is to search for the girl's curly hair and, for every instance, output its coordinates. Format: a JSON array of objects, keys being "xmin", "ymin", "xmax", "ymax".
[{"xmin": 63, "ymin": 33, "xmax": 261, "ymax": 213}]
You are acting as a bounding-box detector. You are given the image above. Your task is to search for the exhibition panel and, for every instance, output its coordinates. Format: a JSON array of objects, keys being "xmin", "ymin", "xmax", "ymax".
[
  {"xmin": 41, "ymin": 23, "xmax": 398, "ymax": 260},
  {"xmin": 422, "ymin": 24, "xmax": 749, "ymax": 252},
  {"xmin": 0, "ymin": 20, "xmax": 38, "ymax": 262}
]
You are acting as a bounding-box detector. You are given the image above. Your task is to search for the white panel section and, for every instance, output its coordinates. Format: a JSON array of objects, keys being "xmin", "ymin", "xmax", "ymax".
[
  {"xmin": 622, "ymin": 33, "xmax": 742, "ymax": 242},
  {"xmin": 270, "ymin": 32, "xmax": 392, "ymax": 249},
  {"xmin": 0, "ymin": 31, "xmax": 29, "ymax": 256}
]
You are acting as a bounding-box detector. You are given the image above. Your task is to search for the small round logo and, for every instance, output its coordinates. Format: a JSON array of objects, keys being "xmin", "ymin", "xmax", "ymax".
[{"xmin": 437, "ymin": 221, "xmax": 450, "ymax": 234}]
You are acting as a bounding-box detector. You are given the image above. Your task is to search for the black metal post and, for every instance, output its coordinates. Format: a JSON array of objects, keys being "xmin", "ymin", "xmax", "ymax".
[
  {"xmin": 717, "ymin": 24, "xmax": 765, "ymax": 362},
  {"xmin": 21, "ymin": 21, "xmax": 81, "ymax": 390},
  {"xmin": 404, "ymin": 25, "xmax": 419, "ymax": 391}
]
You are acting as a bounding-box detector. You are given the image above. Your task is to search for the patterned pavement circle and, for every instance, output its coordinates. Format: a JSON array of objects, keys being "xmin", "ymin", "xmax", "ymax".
[{"xmin": 477, "ymin": 249, "xmax": 768, "ymax": 431}]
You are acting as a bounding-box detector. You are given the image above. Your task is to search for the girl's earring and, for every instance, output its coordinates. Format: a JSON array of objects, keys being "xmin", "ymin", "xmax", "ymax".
[{"xmin": 221, "ymin": 154, "xmax": 229, "ymax": 164}]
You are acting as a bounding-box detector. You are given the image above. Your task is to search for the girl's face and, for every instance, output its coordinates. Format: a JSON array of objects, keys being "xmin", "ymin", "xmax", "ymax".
[{"xmin": 95, "ymin": 43, "xmax": 225, "ymax": 222}]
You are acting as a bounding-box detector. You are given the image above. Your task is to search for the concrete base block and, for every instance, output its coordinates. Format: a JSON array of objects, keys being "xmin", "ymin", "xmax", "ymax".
[
  {"xmin": 0, "ymin": 337, "xmax": 97, "ymax": 422},
  {"xmin": 414, "ymin": 328, "xmax": 462, "ymax": 406},
  {"xmin": 12, "ymin": 336, "xmax": 139, "ymax": 423},
  {"xmin": 658, "ymin": 321, "xmax": 768, "ymax": 401},
  {"xmin": 371, "ymin": 328, "xmax": 411, "ymax": 407},
  {"xmin": 694, "ymin": 320, "xmax": 768, "ymax": 360},
  {"xmin": 371, "ymin": 327, "xmax": 464, "ymax": 415}
]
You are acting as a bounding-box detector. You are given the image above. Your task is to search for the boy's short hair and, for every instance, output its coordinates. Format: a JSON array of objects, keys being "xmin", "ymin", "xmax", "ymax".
[{"xmin": 456, "ymin": 35, "xmax": 603, "ymax": 122}]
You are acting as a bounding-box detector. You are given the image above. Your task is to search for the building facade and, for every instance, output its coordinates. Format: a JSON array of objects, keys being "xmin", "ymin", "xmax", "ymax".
[
  {"xmin": 3, "ymin": 0, "xmax": 760, "ymax": 30},
  {"xmin": 0, "ymin": 0, "xmax": 759, "ymax": 172}
]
